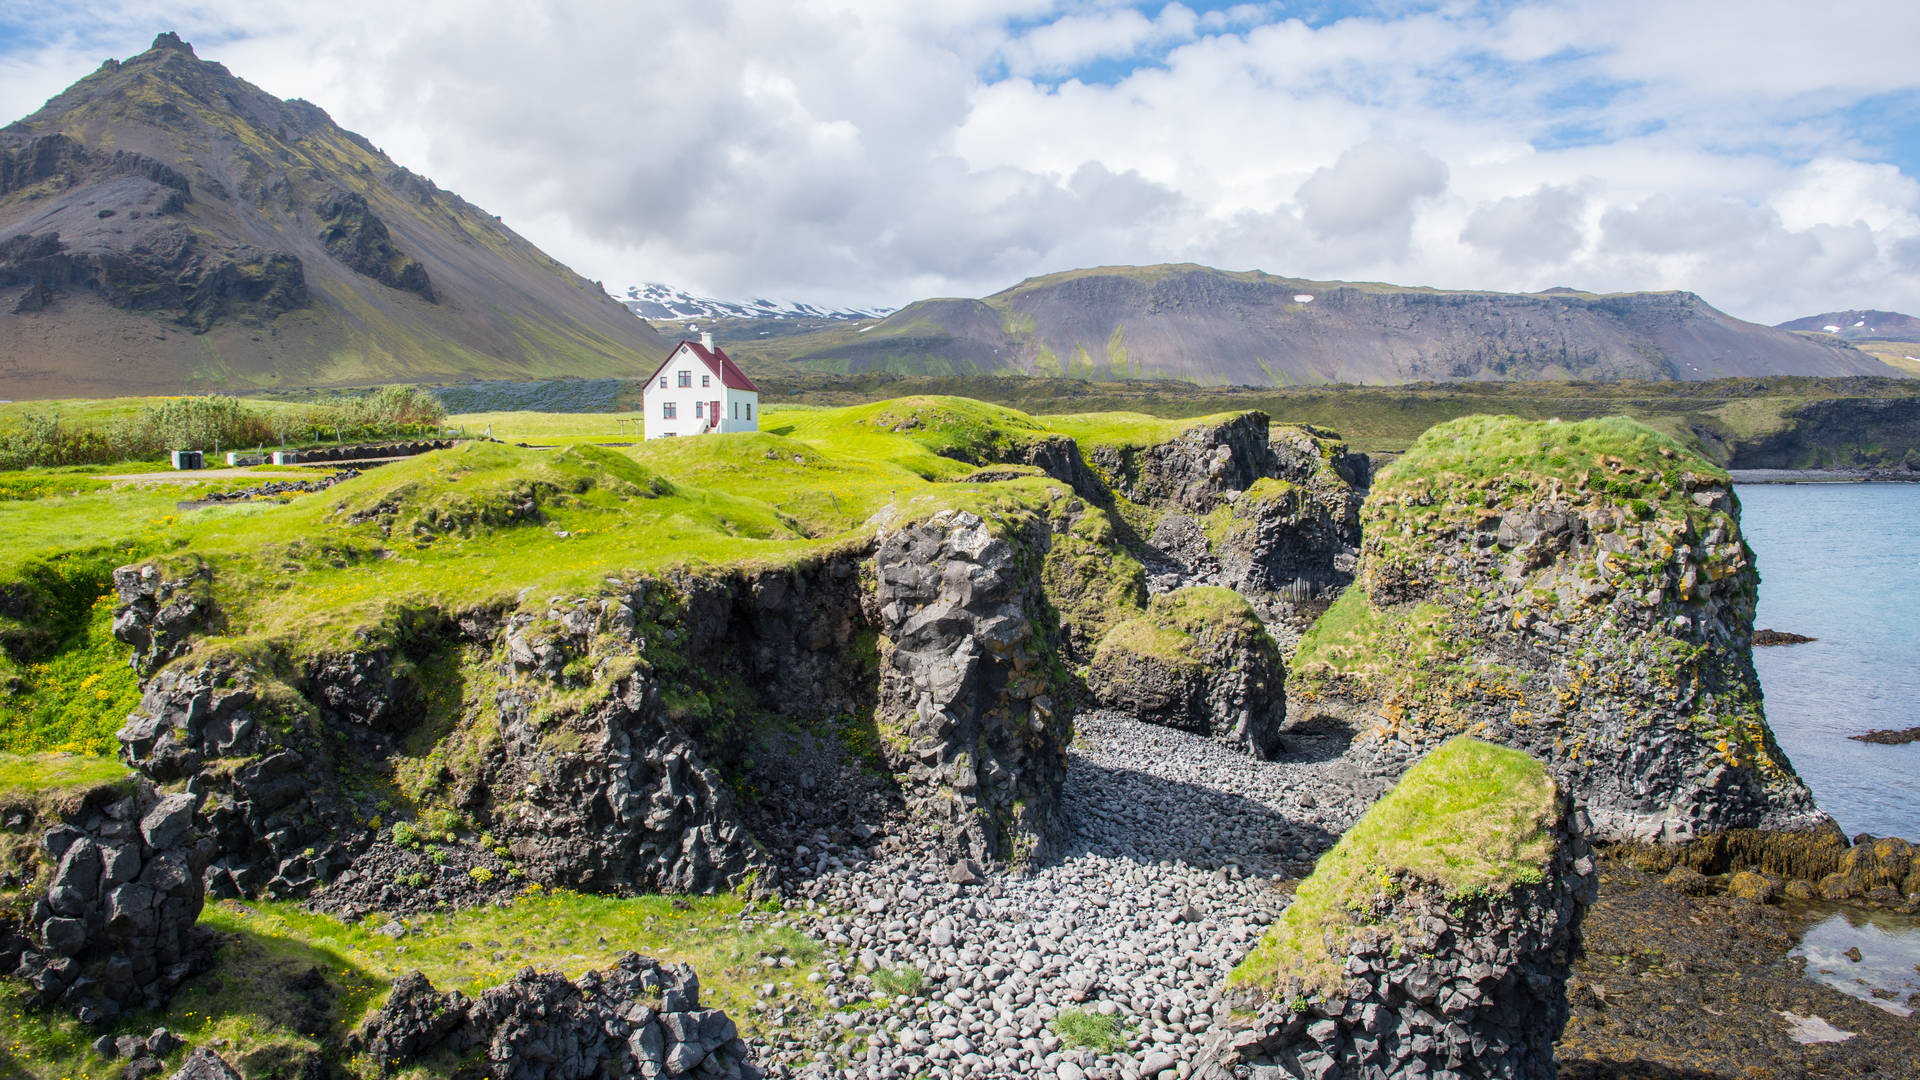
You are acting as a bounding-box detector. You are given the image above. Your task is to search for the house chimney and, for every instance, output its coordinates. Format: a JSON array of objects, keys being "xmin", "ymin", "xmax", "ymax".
[{"xmin": 700, "ymin": 331, "xmax": 715, "ymax": 351}]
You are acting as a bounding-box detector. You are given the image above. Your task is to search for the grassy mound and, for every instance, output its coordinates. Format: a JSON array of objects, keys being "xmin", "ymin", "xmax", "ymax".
[
  {"xmin": 1094, "ymin": 586, "xmax": 1271, "ymax": 670},
  {"xmin": 1231, "ymin": 737, "xmax": 1559, "ymax": 997},
  {"xmin": 0, "ymin": 888, "xmax": 830, "ymax": 1080},
  {"xmin": 1290, "ymin": 414, "xmax": 1761, "ymax": 750}
]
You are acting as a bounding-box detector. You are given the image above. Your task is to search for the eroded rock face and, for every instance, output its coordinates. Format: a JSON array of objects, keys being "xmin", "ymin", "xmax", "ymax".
[
  {"xmin": 1291, "ymin": 419, "xmax": 1828, "ymax": 846},
  {"xmin": 1211, "ymin": 427, "xmax": 1369, "ymax": 628},
  {"xmin": 356, "ymin": 953, "xmax": 760, "ymax": 1080},
  {"xmin": 8, "ymin": 783, "xmax": 212, "ymax": 1025},
  {"xmin": 1198, "ymin": 818, "xmax": 1596, "ymax": 1080},
  {"xmin": 486, "ymin": 670, "xmax": 767, "ymax": 895},
  {"xmin": 314, "ymin": 188, "xmax": 435, "ymax": 301},
  {"xmin": 873, "ymin": 509, "xmax": 1068, "ymax": 864},
  {"xmin": 1085, "ymin": 587, "xmax": 1285, "ymax": 758},
  {"xmin": 117, "ymin": 663, "xmax": 368, "ymax": 898},
  {"xmin": 111, "ymin": 560, "xmax": 216, "ymax": 675}
]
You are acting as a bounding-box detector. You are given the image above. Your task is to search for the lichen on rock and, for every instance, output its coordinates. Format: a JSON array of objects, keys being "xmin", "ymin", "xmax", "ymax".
[{"xmin": 1288, "ymin": 415, "xmax": 1827, "ymax": 845}]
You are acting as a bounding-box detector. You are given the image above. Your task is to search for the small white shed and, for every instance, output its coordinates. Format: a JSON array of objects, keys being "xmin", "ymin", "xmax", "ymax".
[{"xmin": 641, "ymin": 333, "xmax": 760, "ymax": 439}]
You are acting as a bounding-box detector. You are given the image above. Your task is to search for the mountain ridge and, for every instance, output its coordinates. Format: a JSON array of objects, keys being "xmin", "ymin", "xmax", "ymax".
[
  {"xmin": 735, "ymin": 263, "xmax": 1899, "ymax": 386},
  {"xmin": 0, "ymin": 32, "xmax": 665, "ymax": 399},
  {"xmin": 612, "ymin": 282, "xmax": 892, "ymax": 323},
  {"xmin": 1776, "ymin": 309, "xmax": 1920, "ymax": 343}
]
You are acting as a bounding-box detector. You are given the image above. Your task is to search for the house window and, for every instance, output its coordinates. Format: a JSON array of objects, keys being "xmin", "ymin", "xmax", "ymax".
[
  {"xmin": 746, "ymin": 403, "xmax": 752, "ymax": 419},
  {"xmin": 678, "ymin": 370, "xmax": 691, "ymax": 387},
  {"xmin": 695, "ymin": 401, "xmax": 704, "ymax": 418},
  {"xmin": 662, "ymin": 402, "xmax": 676, "ymax": 419},
  {"xmin": 702, "ymin": 374, "xmax": 711, "ymax": 388},
  {"xmin": 658, "ymin": 376, "xmax": 666, "ymax": 389}
]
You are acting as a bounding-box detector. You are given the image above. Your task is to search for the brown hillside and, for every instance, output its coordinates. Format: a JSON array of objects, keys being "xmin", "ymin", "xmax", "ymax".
[{"xmin": 0, "ymin": 33, "xmax": 664, "ymax": 399}]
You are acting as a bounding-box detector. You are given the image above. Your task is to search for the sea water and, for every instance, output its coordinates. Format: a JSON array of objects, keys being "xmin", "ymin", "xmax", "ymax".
[{"xmin": 1737, "ymin": 482, "xmax": 1920, "ymax": 840}]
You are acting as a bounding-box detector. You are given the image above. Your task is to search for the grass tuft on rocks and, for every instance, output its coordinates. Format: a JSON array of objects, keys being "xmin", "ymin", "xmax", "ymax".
[
  {"xmin": 1094, "ymin": 586, "xmax": 1271, "ymax": 669},
  {"xmin": 1231, "ymin": 736, "xmax": 1559, "ymax": 998}
]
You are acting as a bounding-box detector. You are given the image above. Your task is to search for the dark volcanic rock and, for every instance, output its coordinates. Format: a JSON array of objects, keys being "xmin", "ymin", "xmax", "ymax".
[
  {"xmin": 1197, "ymin": 757, "xmax": 1595, "ymax": 1080},
  {"xmin": 11, "ymin": 782, "xmax": 213, "ymax": 1025},
  {"xmin": 314, "ymin": 189, "xmax": 434, "ymax": 301},
  {"xmin": 1086, "ymin": 587, "xmax": 1285, "ymax": 757},
  {"xmin": 1291, "ymin": 417, "xmax": 1829, "ymax": 846},
  {"xmin": 356, "ymin": 953, "xmax": 760, "ymax": 1080},
  {"xmin": 483, "ymin": 668, "xmax": 769, "ymax": 896},
  {"xmin": 1752, "ymin": 628, "xmax": 1815, "ymax": 646},
  {"xmin": 110, "ymin": 559, "xmax": 217, "ymax": 675},
  {"xmin": 1211, "ymin": 425, "xmax": 1369, "ymax": 628},
  {"xmin": 872, "ymin": 508, "xmax": 1070, "ymax": 865},
  {"xmin": 116, "ymin": 661, "xmax": 370, "ymax": 899}
]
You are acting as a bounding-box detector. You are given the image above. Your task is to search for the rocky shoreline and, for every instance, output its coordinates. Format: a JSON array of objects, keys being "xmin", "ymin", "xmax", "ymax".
[{"xmin": 1728, "ymin": 468, "xmax": 1920, "ymax": 484}]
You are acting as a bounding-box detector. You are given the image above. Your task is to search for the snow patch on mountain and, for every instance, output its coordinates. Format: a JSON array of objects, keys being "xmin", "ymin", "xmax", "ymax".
[{"xmin": 612, "ymin": 283, "xmax": 892, "ymax": 323}]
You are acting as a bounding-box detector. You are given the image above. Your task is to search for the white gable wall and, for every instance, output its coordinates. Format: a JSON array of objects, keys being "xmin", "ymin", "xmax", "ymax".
[{"xmin": 641, "ymin": 343, "xmax": 760, "ymax": 438}]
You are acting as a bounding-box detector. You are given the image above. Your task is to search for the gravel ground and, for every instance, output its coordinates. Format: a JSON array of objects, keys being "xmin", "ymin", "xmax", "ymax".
[{"xmin": 748, "ymin": 712, "xmax": 1389, "ymax": 1080}]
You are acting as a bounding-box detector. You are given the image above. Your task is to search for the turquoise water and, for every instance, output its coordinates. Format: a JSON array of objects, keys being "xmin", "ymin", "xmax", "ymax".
[{"xmin": 1738, "ymin": 483, "xmax": 1920, "ymax": 840}]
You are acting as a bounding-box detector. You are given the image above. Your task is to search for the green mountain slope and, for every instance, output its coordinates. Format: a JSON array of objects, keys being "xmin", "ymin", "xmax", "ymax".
[
  {"xmin": 752, "ymin": 264, "xmax": 1897, "ymax": 385},
  {"xmin": 0, "ymin": 33, "xmax": 664, "ymax": 399}
]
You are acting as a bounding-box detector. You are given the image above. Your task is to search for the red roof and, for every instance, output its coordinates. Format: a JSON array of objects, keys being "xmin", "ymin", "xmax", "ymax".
[{"xmin": 643, "ymin": 340, "xmax": 759, "ymax": 393}]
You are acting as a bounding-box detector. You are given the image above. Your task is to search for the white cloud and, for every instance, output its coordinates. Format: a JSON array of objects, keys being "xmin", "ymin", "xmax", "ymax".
[{"xmin": 1, "ymin": 0, "xmax": 1918, "ymax": 321}]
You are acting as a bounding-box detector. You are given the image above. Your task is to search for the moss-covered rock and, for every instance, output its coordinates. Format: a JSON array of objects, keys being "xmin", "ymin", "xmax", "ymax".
[
  {"xmin": 1289, "ymin": 415, "xmax": 1826, "ymax": 845},
  {"xmin": 1086, "ymin": 586, "xmax": 1284, "ymax": 757},
  {"xmin": 1207, "ymin": 737, "xmax": 1593, "ymax": 1080}
]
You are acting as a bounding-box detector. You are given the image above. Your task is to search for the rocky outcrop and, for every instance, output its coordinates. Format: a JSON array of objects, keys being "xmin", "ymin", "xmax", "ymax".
[
  {"xmin": 0, "ymin": 226, "xmax": 307, "ymax": 331},
  {"xmin": 872, "ymin": 508, "xmax": 1069, "ymax": 865},
  {"xmin": 485, "ymin": 669, "xmax": 768, "ymax": 896},
  {"xmin": 7, "ymin": 782, "xmax": 211, "ymax": 1025},
  {"xmin": 111, "ymin": 559, "xmax": 217, "ymax": 674},
  {"xmin": 1211, "ymin": 426, "xmax": 1368, "ymax": 627},
  {"xmin": 1086, "ymin": 587, "xmax": 1284, "ymax": 757},
  {"xmin": 1092, "ymin": 413, "xmax": 1277, "ymax": 512},
  {"xmin": 1290, "ymin": 416, "xmax": 1829, "ymax": 846},
  {"xmin": 314, "ymin": 189, "xmax": 435, "ymax": 301},
  {"xmin": 1203, "ymin": 737, "xmax": 1595, "ymax": 1080},
  {"xmin": 1200, "ymin": 836, "xmax": 1594, "ymax": 1080},
  {"xmin": 356, "ymin": 953, "xmax": 759, "ymax": 1080},
  {"xmin": 1087, "ymin": 415, "xmax": 1370, "ymax": 629},
  {"xmin": 117, "ymin": 663, "xmax": 369, "ymax": 898}
]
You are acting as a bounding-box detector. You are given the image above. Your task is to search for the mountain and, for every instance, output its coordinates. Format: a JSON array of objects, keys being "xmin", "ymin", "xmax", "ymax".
[
  {"xmin": 612, "ymin": 282, "xmax": 891, "ymax": 323},
  {"xmin": 1776, "ymin": 309, "xmax": 1920, "ymax": 343},
  {"xmin": 0, "ymin": 33, "xmax": 665, "ymax": 399},
  {"xmin": 744, "ymin": 264, "xmax": 1897, "ymax": 385}
]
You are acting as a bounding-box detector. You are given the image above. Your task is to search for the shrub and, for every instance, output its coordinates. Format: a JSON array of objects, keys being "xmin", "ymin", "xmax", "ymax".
[
  {"xmin": 469, "ymin": 866, "xmax": 495, "ymax": 884},
  {"xmin": 390, "ymin": 821, "xmax": 419, "ymax": 848}
]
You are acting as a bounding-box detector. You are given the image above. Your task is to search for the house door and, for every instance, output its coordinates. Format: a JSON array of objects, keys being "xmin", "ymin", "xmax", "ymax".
[{"xmin": 710, "ymin": 400, "xmax": 721, "ymax": 429}]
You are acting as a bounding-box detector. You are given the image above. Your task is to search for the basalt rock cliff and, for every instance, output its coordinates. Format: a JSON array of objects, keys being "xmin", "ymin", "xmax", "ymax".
[
  {"xmin": 1203, "ymin": 738, "xmax": 1594, "ymax": 1080},
  {"xmin": 1289, "ymin": 415, "xmax": 1830, "ymax": 846},
  {"xmin": 0, "ymin": 33, "xmax": 662, "ymax": 397}
]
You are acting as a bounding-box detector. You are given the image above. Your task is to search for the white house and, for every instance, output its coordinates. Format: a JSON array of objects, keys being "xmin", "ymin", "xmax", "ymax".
[{"xmin": 641, "ymin": 333, "xmax": 761, "ymax": 439}]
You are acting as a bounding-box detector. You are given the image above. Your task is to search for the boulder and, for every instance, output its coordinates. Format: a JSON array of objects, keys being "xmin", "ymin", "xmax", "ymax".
[
  {"xmin": 1200, "ymin": 737, "xmax": 1594, "ymax": 1080},
  {"xmin": 1086, "ymin": 587, "xmax": 1285, "ymax": 757},
  {"xmin": 1288, "ymin": 416, "xmax": 1828, "ymax": 846}
]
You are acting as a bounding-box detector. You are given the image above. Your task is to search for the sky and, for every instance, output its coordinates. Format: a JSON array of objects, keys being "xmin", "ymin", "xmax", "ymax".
[{"xmin": 4, "ymin": 0, "xmax": 1920, "ymax": 323}]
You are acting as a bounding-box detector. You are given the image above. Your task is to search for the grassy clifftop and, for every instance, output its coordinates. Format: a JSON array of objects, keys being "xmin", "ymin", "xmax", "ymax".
[{"xmin": 1231, "ymin": 737, "xmax": 1559, "ymax": 997}]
